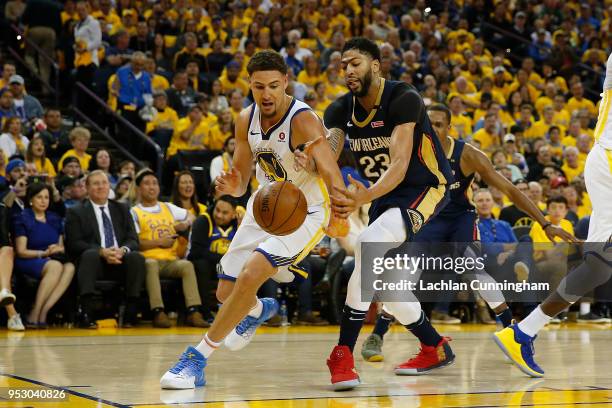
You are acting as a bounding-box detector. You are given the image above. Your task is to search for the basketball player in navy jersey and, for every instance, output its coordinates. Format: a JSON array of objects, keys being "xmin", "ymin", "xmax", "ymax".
[
  {"xmin": 360, "ymin": 104, "xmax": 576, "ymax": 362},
  {"xmin": 300, "ymin": 37, "xmax": 456, "ymax": 389}
]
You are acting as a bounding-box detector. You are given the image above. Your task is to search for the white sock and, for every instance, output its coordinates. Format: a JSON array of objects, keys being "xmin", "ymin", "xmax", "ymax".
[
  {"xmin": 518, "ymin": 306, "xmax": 552, "ymax": 337},
  {"xmin": 248, "ymin": 299, "xmax": 263, "ymax": 318},
  {"xmin": 580, "ymin": 302, "xmax": 590, "ymax": 315},
  {"xmin": 195, "ymin": 333, "xmax": 220, "ymax": 358}
]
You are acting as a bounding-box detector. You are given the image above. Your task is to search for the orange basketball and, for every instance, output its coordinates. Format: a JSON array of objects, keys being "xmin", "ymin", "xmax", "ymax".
[{"xmin": 253, "ymin": 181, "xmax": 307, "ymax": 236}]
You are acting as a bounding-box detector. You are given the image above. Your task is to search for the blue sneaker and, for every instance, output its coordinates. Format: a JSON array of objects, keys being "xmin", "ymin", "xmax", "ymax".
[
  {"xmin": 493, "ymin": 324, "xmax": 544, "ymax": 378},
  {"xmin": 160, "ymin": 346, "xmax": 207, "ymax": 389},
  {"xmin": 224, "ymin": 298, "xmax": 279, "ymax": 351}
]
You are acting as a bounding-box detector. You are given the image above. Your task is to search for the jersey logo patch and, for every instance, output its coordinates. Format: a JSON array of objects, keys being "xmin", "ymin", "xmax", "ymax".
[
  {"xmin": 406, "ymin": 209, "xmax": 424, "ymax": 234},
  {"xmin": 255, "ymin": 150, "xmax": 287, "ymax": 182},
  {"xmin": 250, "ymin": 130, "xmax": 260, "ymax": 135},
  {"xmin": 347, "ymin": 121, "xmax": 353, "ymax": 127},
  {"xmin": 371, "ymin": 120, "xmax": 384, "ymax": 128},
  {"xmin": 278, "ymin": 132, "xmax": 286, "ymax": 141}
]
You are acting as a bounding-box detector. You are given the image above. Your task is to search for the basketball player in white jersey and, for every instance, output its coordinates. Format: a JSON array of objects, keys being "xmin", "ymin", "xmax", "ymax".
[
  {"xmin": 160, "ymin": 50, "xmax": 348, "ymax": 389},
  {"xmin": 494, "ymin": 53, "xmax": 612, "ymax": 378}
]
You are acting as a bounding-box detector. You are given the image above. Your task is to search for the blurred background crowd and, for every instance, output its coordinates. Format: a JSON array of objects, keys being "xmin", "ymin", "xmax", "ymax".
[{"xmin": 0, "ymin": 0, "xmax": 609, "ymax": 331}]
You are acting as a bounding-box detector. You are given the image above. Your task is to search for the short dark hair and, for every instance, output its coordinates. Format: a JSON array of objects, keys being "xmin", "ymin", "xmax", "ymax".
[
  {"xmin": 427, "ymin": 104, "xmax": 451, "ymax": 124},
  {"xmin": 217, "ymin": 195, "xmax": 237, "ymax": 208},
  {"xmin": 25, "ymin": 182, "xmax": 51, "ymax": 209},
  {"xmin": 546, "ymin": 195, "xmax": 568, "ymax": 208},
  {"xmin": 342, "ymin": 37, "xmax": 381, "ymax": 61},
  {"xmin": 247, "ymin": 50, "xmax": 288, "ymax": 75}
]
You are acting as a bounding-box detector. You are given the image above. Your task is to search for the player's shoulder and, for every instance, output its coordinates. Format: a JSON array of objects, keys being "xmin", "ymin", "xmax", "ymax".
[
  {"xmin": 323, "ymin": 93, "xmax": 351, "ymax": 128},
  {"xmin": 235, "ymin": 103, "xmax": 256, "ymax": 132},
  {"xmin": 388, "ymin": 81, "xmax": 420, "ymax": 99}
]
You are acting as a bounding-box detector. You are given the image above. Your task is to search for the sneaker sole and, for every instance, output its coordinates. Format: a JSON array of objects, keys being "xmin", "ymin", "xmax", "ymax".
[
  {"xmin": 363, "ymin": 354, "xmax": 383, "ymax": 362},
  {"xmin": 160, "ymin": 378, "xmax": 206, "ymax": 389},
  {"xmin": 394, "ymin": 355, "xmax": 455, "ymax": 375},
  {"xmin": 331, "ymin": 378, "xmax": 361, "ymax": 391},
  {"xmin": 492, "ymin": 334, "xmax": 544, "ymax": 378}
]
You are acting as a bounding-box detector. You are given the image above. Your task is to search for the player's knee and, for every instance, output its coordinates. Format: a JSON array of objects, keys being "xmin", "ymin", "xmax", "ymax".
[{"xmin": 234, "ymin": 268, "xmax": 262, "ymax": 294}]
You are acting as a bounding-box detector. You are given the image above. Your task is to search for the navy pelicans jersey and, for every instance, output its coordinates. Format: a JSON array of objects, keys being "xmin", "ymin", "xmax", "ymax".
[
  {"xmin": 248, "ymin": 98, "xmax": 328, "ymax": 206},
  {"xmin": 324, "ymin": 79, "xmax": 452, "ymax": 236},
  {"xmin": 441, "ymin": 138, "xmax": 475, "ymax": 217},
  {"xmin": 413, "ymin": 138, "xmax": 479, "ymax": 243}
]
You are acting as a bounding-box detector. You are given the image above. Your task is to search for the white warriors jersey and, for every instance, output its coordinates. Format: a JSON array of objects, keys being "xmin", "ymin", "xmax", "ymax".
[
  {"xmin": 594, "ymin": 52, "xmax": 612, "ymax": 149},
  {"xmin": 247, "ymin": 98, "xmax": 328, "ymax": 206}
]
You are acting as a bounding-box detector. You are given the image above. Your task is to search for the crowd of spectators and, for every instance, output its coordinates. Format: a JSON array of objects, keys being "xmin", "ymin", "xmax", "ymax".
[{"xmin": 0, "ymin": 0, "xmax": 609, "ymax": 329}]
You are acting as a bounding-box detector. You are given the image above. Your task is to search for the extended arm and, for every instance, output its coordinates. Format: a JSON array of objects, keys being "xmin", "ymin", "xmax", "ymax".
[
  {"xmin": 291, "ymin": 110, "xmax": 347, "ymax": 198},
  {"xmin": 465, "ymin": 144, "xmax": 576, "ymax": 242}
]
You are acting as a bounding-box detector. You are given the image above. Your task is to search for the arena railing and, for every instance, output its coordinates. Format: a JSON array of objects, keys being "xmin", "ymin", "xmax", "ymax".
[
  {"xmin": 8, "ymin": 24, "xmax": 60, "ymax": 107},
  {"xmin": 73, "ymin": 81, "xmax": 164, "ymax": 180}
]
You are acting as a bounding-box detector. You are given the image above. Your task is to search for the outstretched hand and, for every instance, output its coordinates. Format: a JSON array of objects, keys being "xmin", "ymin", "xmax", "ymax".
[
  {"xmin": 544, "ymin": 224, "xmax": 579, "ymax": 243},
  {"xmin": 215, "ymin": 167, "xmax": 242, "ymax": 197},
  {"xmin": 331, "ymin": 174, "xmax": 371, "ymax": 217},
  {"xmin": 293, "ymin": 136, "xmax": 324, "ymax": 173}
]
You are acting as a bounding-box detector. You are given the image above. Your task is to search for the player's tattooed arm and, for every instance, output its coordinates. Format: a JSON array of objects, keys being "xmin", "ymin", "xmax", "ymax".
[
  {"xmin": 326, "ymin": 127, "xmax": 345, "ymax": 159},
  {"xmin": 294, "ymin": 127, "xmax": 344, "ymax": 174}
]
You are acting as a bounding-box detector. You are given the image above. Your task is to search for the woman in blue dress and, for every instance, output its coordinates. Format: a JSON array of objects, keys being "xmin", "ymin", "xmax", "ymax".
[{"xmin": 14, "ymin": 183, "xmax": 74, "ymax": 328}]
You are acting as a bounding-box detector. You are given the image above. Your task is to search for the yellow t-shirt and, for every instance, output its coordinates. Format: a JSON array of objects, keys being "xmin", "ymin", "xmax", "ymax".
[
  {"xmin": 450, "ymin": 114, "xmax": 472, "ymax": 140},
  {"xmin": 325, "ymin": 82, "xmax": 348, "ymax": 100},
  {"xmin": 553, "ymin": 109, "xmax": 571, "ymax": 128},
  {"xmin": 202, "ymin": 112, "xmax": 218, "ymax": 129},
  {"xmin": 566, "ymin": 97, "xmax": 597, "ymax": 118},
  {"xmin": 167, "ymin": 118, "xmax": 210, "ymax": 157},
  {"xmin": 219, "ymin": 74, "xmax": 249, "ymax": 97},
  {"xmin": 530, "ymin": 217, "xmax": 575, "ymax": 258},
  {"xmin": 535, "ymin": 96, "xmax": 553, "ymax": 115},
  {"xmin": 471, "ymin": 128, "xmax": 498, "ymax": 150},
  {"xmin": 296, "ymin": 71, "xmax": 323, "ymax": 88},
  {"xmin": 525, "ymin": 121, "xmax": 565, "ymax": 140},
  {"xmin": 59, "ymin": 149, "xmax": 91, "ymax": 171},
  {"xmin": 561, "ymin": 162, "xmax": 584, "ymax": 181},
  {"xmin": 32, "ymin": 158, "xmax": 57, "ymax": 177},
  {"xmin": 530, "ymin": 217, "xmax": 574, "ymax": 243},
  {"xmin": 146, "ymin": 107, "xmax": 179, "ymax": 135},
  {"xmin": 207, "ymin": 124, "xmax": 232, "ymax": 151},
  {"xmin": 132, "ymin": 203, "xmax": 180, "ymax": 261}
]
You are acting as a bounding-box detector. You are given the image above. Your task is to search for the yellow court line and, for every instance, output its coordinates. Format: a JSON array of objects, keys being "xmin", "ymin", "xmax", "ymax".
[
  {"xmin": 1, "ymin": 322, "xmax": 612, "ymax": 338},
  {"xmin": 134, "ymin": 388, "xmax": 612, "ymax": 408},
  {"xmin": 0, "ymin": 374, "xmax": 124, "ymax": 408}
]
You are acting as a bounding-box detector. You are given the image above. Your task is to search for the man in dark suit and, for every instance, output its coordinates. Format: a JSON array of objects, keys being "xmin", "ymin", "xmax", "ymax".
[{"xmin": 65, "ymin": 170, "xmax": 145, "ymax": 328}]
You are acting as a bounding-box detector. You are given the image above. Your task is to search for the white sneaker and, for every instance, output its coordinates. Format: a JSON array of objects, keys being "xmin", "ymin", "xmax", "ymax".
[
  {"xmin": 0, "ymin": 288, "xmax": 16, "ymax": 307},
  {"xmin": 224, "ymin": 298, "xmax": 278, "ymax": 351},
  {"xmin": 8, "ymin": 314, "xmax": 25, "ymax": 331}
]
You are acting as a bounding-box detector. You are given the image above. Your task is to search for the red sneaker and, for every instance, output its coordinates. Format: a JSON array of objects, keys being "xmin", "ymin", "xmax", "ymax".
[
  {"xmin": 394, "ymin": 337, "xmax": 455, "ymax": 375},
  {"xmin": 327, "ymin": 345, "xmax": 361, "ymax": 390}
]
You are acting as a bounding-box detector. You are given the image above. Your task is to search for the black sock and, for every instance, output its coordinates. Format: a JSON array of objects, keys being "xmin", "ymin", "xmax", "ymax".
[
  {"xmin": 372, "ymin": 313, "xmax": 394, "ymax": 338},
  {"xmin": 405, "ymin": 311, "xmax": 442, "ymax": 347},
  {"xmin": 338, "ymin": 305, "xmax": 367, "ymax": 352},
  {"xmin": 497, "ymin": 308, "xmax": 513, "ymax": 328}
]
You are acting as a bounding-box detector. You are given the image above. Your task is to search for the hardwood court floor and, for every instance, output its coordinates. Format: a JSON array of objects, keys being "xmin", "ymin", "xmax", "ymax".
[{"xmin": 1, "ymin": 324, "xmax": 612, "ymax": 407}]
